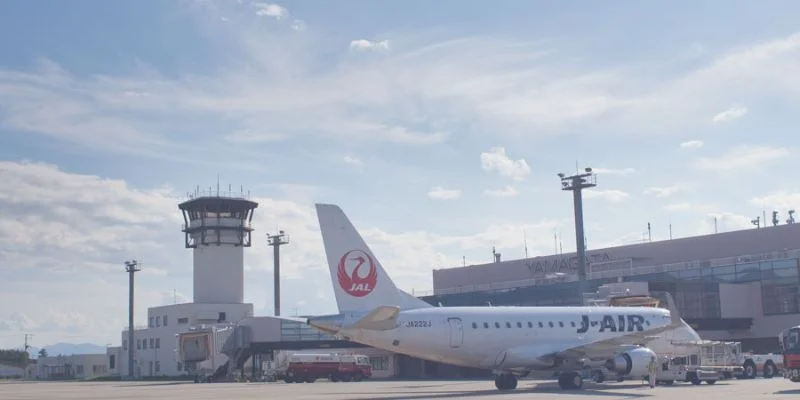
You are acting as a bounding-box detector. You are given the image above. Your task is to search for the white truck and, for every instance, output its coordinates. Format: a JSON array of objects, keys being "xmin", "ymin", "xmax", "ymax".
[{"xmin": 698, "ymin": 340, "xmax": 782, "ymax": 379}]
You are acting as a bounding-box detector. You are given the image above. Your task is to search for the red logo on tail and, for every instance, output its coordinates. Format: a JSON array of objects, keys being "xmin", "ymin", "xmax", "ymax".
[{"xmin": 337, "ymin": 250, "xmax": 378, "ymax": 297}]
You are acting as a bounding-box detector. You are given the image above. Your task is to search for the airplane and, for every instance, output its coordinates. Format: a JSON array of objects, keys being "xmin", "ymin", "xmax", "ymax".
[{"xmin": 296, "ymin": 203, "xmax": 688, "ymax": 391}]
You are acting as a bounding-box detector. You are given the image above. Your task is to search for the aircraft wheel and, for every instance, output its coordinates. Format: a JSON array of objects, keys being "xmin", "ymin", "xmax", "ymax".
[
  {"xmin": 494, "ymin": 374, "xmax": 517, "ymax": 390},
  {"xmin": 743, "ymin": 361, "xmax": 756, "ymax": 379},
  {"xmin": 592, "ymin": 370, "xmax": 605, "ymax": 383},
  {"xmin": 763, "ymin": 361, "xmax": 776, "ymax": 378},
  {"xmin": 558, "ymin": 372, "xmax": 583, "ymax": 390}
]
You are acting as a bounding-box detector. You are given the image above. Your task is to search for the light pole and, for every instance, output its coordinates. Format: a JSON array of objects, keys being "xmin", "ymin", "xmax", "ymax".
[
  {"xmin": 267, "ymin": 231, "xmax": 290, "ymax": 317},
  {"xmin": 124, "ymin": 260, "xmax": 141, "ymax": 380},
  {"xmin": 558, "ymin": 167, "xmax": 596, "ymax": 301}
]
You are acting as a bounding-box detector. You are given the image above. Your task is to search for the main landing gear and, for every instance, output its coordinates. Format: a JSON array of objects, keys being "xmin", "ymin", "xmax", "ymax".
[
  {"xmin": 494, "ymin": 371, "xmax": 584, "ymax": 391},
  {"xmin": 494, "ymin": 373, "xmax": 518, "ymax": 390},
  {"xmin": 557, "ymin": 371, "xmax": 584, "ymax": 390}
]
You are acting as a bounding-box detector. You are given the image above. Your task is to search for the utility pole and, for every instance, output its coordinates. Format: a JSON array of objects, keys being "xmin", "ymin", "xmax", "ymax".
[
  {"xmin": 124, "ymin": 260, "xmax": 141, "ymax": 380},
  {"xmin": 267, "ymin": 231, "xmax": 289, "ymax": 317},
  {"xmin": 24, "ymin": 334, "xmax": 33, "ymax": 362},
  {"xmin": 557, "ymin": 167, "xmax": 597, "ymax": 301}
]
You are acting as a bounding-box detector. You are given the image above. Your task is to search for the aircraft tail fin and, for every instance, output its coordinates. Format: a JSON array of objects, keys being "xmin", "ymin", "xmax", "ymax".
[{"xmin": 315, "ymin": 203, "xmax": 432, "ymax": 313}]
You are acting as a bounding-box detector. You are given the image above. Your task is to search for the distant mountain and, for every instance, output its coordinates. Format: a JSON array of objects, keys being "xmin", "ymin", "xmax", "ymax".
[{"xmin": 27, "ymin": 343, "xmax": 107, "ymax": 358}]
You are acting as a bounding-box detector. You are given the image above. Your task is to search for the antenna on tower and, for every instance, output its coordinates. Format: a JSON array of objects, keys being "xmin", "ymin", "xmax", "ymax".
[
  {"xmin": 553, "ymin": 230, "xmax": 558, "ymax": 254},
  {"xmin": 523, "ymin": 229, "xmax": 529, "ymax": 258}
]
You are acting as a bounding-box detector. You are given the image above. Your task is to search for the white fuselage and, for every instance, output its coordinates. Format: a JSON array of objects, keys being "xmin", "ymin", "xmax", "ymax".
[{"xmin": 311, "ymin": 305, "xmax": 673, "ymax": 372}]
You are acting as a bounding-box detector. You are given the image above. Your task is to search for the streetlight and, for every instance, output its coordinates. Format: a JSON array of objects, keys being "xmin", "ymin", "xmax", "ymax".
[
  {"xmin": 557, "ymin": 167, "xmax": 597, "ymax": 301},
  {"xmin": 267, "ymin": 231, "xmax": 290, "ymax": 317},
  {"xmin": 124, "ymin": 260, "xmax": 140, "ymax": 380}
]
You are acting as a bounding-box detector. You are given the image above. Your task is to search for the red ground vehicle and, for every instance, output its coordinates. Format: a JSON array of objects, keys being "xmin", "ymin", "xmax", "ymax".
[
  {"xmin": 282, "ymin": 353, "xmax": 372, "ymax": 383},
  {"xmin": 779, "ymin": 325, "xmax": 800, "ymax": 382}
]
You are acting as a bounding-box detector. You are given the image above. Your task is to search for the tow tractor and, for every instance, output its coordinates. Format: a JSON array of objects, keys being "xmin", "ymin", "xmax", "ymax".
[{"xmin": 779, "ymin": 325, "xmax": 800, "ymax": 382}]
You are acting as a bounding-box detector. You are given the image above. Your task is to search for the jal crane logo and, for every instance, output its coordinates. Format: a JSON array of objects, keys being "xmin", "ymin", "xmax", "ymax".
[{"xmin": 337, "ymin": 249, "xmax": 378, "ymax": 297}]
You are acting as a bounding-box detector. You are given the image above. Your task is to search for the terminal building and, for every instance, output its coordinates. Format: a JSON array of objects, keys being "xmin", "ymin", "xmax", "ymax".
[{"xmin": 421, "ymin": 218, "xmax": 800, "ymax": 354}]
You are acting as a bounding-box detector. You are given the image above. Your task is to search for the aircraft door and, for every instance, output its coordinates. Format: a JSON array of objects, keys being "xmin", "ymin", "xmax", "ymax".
[{"xmin": 447, "ymin": 317, "xmax": 463, "ymax": 348}]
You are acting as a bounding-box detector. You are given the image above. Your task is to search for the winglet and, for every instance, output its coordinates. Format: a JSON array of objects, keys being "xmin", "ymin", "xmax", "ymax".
[{"xmin": 663, "ymin": 292, "xmax": 682, "ymax": 325}]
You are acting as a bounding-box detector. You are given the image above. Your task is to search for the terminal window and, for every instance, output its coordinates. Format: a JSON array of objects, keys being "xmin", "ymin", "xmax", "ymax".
[
  {"xmin": 370, "ymin": 356, "xmax": 390, "ymax": 371},
  {"xmin": 760, "ymin": 259, "xmax": 800, "ymax": 315}
]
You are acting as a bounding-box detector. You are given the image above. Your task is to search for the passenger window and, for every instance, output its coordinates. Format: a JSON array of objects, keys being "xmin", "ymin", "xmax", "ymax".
[
  {"xmin": 483, "ymin": 322, "xmax": 489, "ymax": 328},
  {"xmin": 505, "ymin": 322, "xmax": 511, "ymax": 328},
  {"xmin": 548, "ymin": 322, "xmax": 554, "ymax": 328},
  {"xmin": 571, "ymin": 321, "xmax": 576, "ymax": 327},
  {"xmin": 495, "ymin": 322, "xmax": 500, "ymax": 328},
  {"xmin": 516, "ymin": 322, "xmax": 522, "ymax": 328},
  {"xmin": 559, "ymin": 322, "xmax": 564, "ymax": 328},
  {"xmin": 527, "ymin": 322, "xmax": 533, "ymax": 328},
  {"xmin": 472, "ymin": 322, "xmax": 478, "ymax": 329},
  {"xmin": 538, "ymin": 322, "xmax": 544, "ymax": 328}
]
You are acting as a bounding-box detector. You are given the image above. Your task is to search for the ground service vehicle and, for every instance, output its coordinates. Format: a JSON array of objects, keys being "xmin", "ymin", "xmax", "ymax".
[
  {"xmin": 651, "ymin": 356, "xmax": 720, "ymax": 386},
  {"xmin": 779, "ymin": 325, "xmax": 800, "ymax": 382},
  {"xmin": 282, "ymin": 353, "xmax": 372, "ymax": 383},
  {"xmin": 698, "ymin": 340, "xmax": 781, "ymax": 379}
]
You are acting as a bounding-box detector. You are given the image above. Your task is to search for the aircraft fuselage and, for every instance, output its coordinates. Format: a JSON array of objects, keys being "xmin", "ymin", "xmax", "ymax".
[{"xmin": 311, "ymin": 305, "xmax": 672, "ymax": 372}]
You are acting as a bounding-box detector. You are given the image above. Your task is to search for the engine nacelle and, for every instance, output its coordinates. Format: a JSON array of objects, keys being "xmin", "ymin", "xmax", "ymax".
[{"xmin": 604, "ymin": 347, "xmax": 656, "ymax": 377}]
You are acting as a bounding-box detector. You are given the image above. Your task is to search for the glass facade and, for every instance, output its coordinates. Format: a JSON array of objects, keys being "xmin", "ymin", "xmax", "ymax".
[
  {"xmin": 279, "ymin": 320, "xmax": 337, "ymax": 342},
  {"xmin": 422, "ymin": 258, "xmax": 800, "ymax": 319}
]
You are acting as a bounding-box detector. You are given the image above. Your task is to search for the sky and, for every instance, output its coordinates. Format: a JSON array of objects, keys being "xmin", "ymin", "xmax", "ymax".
[{"xmin": 1, "ymin": 0, "xmax": 800, "ymax": 349}]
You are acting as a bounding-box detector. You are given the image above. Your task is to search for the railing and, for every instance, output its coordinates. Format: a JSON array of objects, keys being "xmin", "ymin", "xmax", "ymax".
[
  {"xmin": 121, "ymin": 325, "xmax": 150, "ymax": 332},
  {"xmin": 418, "ymin": 249, "xmax": 800, "ymax": 297},
  {"xmin": 181, "ymin": 222, "xmax": 253, "ymax": 230},
  {"xmin": 184, "ymin": 189, "xmax": 254, "ymax": 201}
]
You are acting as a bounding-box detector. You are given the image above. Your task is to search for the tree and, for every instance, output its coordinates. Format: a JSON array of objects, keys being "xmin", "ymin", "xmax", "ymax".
[{"xmin": 38, "ymin": 348, "xmax": 47, "ymax": 358}]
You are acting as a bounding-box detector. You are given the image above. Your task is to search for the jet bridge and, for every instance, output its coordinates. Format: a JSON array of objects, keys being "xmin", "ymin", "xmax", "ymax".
[{"xmin": 177, "ymin": 316, "xmax": 369, "ymax": 382}]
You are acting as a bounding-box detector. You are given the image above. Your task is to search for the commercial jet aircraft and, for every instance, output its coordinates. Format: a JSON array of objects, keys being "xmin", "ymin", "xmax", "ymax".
[{"xmin": 298, "ymin": 204, "xmax": 690, "ymax": 390}]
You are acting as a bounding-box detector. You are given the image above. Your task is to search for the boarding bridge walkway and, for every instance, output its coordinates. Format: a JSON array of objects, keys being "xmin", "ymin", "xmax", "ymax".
[{"xmin": 220, "ymin": 317, "xmax": 369, "ymax": 375}]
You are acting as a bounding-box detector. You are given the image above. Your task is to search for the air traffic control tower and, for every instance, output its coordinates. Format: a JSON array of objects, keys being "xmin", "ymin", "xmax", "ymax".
[
  {"xmin": 113, "ymin": 184, "xmax": 259, "ymax": 378},
  {"xmin": 179, "ymin": 185, "xmax": 259, "ymax": 304}
]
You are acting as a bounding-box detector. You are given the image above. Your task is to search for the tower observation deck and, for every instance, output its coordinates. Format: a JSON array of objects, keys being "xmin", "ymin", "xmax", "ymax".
[{"xmin": 179, "ymin": 185, "xmax": 259, "ymax": 304}]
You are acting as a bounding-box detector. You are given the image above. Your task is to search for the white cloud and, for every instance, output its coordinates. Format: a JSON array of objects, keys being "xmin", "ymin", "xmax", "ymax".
[
  {"xmin": 253, "ymin": 2, "xmax": 288, "ymax": 19},
  {"xmin": 427, "ymin": 186, "xmax": 461, "ymax": 200},
  {"xmin": 700, "ymin": 212, "xmax": 754, "ymax": 233},
  {"xmin": 644, "ymin": 185, "xmax": 685, "ymax": 198},
  {"xmin": 693, "ymin": 145, "xmax": 790, "ymax": 171},
  {"xmin": 2, "ymin": 9, "xmax": 800, "ymax": 163},
  {"xmin": 712, "ymin": 106, "xmax": 747, "ymax": 124},
  {"xmin": 663, "ymin": 202, "xmax": 719, "ymax": 213},
  {"xmin": 484, "ymin": 186, "xmax": 519, "ymax": 198},
  {"xmin": 750, "ymin": 191, "xmax": 800, "ymax": 211},
  {"xmin": 583, "ymin": 189, "xmax": 629, "ymax": 202},
  {"xmin": 349, "ymin": 39, "xmax": 390, "ymax": 51},
  {"xmin": 342, "ymin": 155, "xmax": 363, "ymax": 166},
  {"xmin": 680, "ymin": 140, "xmax": 704, "ymax": 149},
  {"xmin": 592, "ymin": 167, "xmax": 635, "ymax": 175},
  {"xmin": 480, "ymin": 147, "xmax": 531, "ymax": 181}
]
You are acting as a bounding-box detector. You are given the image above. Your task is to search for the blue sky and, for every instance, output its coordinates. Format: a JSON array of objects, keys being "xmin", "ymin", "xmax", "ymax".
[{"xmin": 1, "ymin": 0, "xmax": 800, "ymax": 348}]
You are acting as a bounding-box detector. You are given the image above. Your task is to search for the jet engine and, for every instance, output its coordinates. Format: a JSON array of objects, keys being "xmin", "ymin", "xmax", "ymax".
[{"xmin": 603, "ymin": 347, "xmax": 657, "ymax": 377}]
